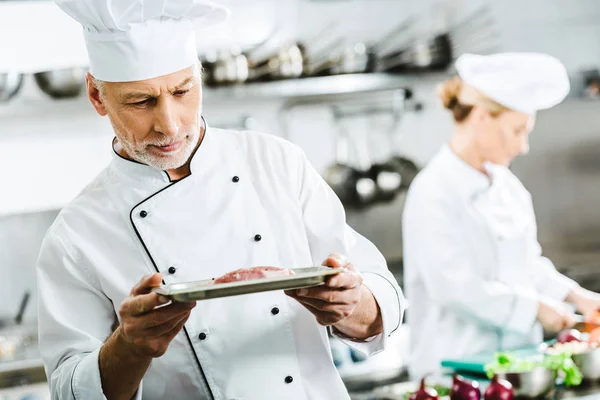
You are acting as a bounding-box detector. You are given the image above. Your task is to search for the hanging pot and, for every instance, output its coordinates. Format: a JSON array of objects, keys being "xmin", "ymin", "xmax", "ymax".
[
  {"xmin": 0, "ymin": 71, "xmax": 24, "ymax": 102},
  {"xmin": 323, "ymin": 116, "xmax": 356, "ymax": 205},
  {"xmin": 350, "ymin": 125, "xmax": 378, "ymax": 209},
  {"xmin": 34, "ymin": 67, "xmax": 87, "ymax": 99}
]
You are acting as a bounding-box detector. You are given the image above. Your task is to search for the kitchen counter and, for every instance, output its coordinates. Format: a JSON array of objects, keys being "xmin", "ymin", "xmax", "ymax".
[{"xmin": 349, "ymin": 379, "xmax": 600, "ymax": 400}]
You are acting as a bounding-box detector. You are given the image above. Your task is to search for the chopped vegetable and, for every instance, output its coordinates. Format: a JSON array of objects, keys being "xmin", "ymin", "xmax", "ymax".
[
  {"xmin": 542, "ymin": 352, "xmax": 583, "ymax": 387},
  {"xmin": 484, "ymin": 351, "xmax": 583, "ymax": 388},
  {"xmin": 557, "ymin": 329, "xmax": 583, "ymax": 344}
]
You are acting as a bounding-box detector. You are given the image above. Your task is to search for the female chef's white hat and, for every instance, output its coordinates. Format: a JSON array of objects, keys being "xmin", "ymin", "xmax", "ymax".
[
  {"xmin": 454, "ymin": 52, "xmax": 570, "ymax": 115},
  {"xmin": 54, "ymin": 0, "xmax": 230, "ymax": 82}
]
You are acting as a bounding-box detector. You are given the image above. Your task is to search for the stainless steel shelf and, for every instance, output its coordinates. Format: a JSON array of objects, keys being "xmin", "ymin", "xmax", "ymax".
[{"xmin": 204, "ymin": 73, "xmax": 414, "ymax": 102}]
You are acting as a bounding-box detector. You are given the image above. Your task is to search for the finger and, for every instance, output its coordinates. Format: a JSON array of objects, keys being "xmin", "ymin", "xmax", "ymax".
[
  {"xmin": 142, "ymin": 311, "xmax": 192, "ymax": 338},
  {"xmin": 131, "ymin": 273, "xmax": 164, "ymax": 296},
  {"xmin": 294, "ymin": 285, "xmax": 360, "ymax": 303},
  {"xmin": 564, "ymin": 314, "xmax": 576, "ymax": 330},
  {"xmin": 298, "ymin": 302, "xmax": 340, "ymax": 326},
  {"xmin": 291, "ymin": 296, "xmax": 354, "ymax": 315},
  {"xmin": 136, "ymin": 301, "xmax": 197, "ymax": 330},
  {"xmin": 121, "ymin": 292, "xmax": 174, "ymax": 316},
  {"xmin": 326, "ymin": 271, "xmax": 362, "ymax": 289},
  {"xmin": 321, "ymin": 253, "xmax": 351, "ymax": 269},
  {"xmin": 162, "ymin": 310, "xmax": 192, "ymax": 340}
]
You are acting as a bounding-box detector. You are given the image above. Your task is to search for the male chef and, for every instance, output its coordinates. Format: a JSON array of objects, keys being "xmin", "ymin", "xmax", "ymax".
[{"xmin": 36, "ymin": 1, "xmax": 404, "ymax": 399}]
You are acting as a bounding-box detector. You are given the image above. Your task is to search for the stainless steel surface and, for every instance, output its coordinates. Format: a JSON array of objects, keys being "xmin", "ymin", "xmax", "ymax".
[
  {"xmin": 0, "ymin": 71, "xmax": 23, "ymax": 102},
  {"xmin": 496, "ymin": 368, "xmax": 556, "ymax": 398},
  {"xmin": 33, "ymin": 67, "xmax": 86, "ymax": 99},
  {"xmin": 204, "ymin": 73, "xmax": 412, "ymax": 102},
  {"xmin": 572, "ymin": 348, "xmax": 600, "ymax": 381},
  {"xmin": 153, "ymin": 267, "xmax": 346, "ymax": 302}
]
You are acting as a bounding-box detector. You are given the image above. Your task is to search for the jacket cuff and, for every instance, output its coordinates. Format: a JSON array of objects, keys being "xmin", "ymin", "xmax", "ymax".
[
  {"xmin": 332, "ymin": 272, "xmax": 404, "ymax": 356},
  {"xmin": 71, "ymin": 348, "xmax": 143, "ymax": 400}
]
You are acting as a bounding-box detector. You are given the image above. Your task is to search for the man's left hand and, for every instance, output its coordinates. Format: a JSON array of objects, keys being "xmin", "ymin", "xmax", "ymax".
[{"xmin": 285, "ymin": 253, "xmax": 363, "ymax": 326}]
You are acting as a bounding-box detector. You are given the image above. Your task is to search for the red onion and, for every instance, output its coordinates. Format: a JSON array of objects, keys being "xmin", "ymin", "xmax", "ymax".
[
  {"xmin": 451, "ymin": 374, "xmax": 481, "ymax": 400},
  {"xmin": 557, "ymin": 329, "xmax": 582, "ymax": 344},
  {"xmin": 484, "ymin": 375, "xmax": 514, "ymax": 400},
  {"xmin": 409, "ymin": 378, "xmax": 439, "ymax": 400}
]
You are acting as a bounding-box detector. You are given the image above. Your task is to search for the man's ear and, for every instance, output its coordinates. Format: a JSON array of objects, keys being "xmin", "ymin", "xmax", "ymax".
[{"xmin": 86, "ymin": 73, "xmax": 108, "ymax": 116}]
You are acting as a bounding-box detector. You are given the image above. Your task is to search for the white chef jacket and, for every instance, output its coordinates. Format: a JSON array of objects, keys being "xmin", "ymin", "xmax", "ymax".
[
  {"xmin": 36, "ymin": 122, "xmax": 404, "ymax": 400},
  {"xmin": 402, "ymin": 145, "xmax": 578, "ymax": 379}
]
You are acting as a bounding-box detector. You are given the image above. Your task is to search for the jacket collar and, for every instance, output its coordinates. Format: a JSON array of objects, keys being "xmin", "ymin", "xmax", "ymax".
[
  {"xmin": 110, "ymin": 117, "xmax": 213, "ymax": 184},
  {"xmin": 437, "ymin": 144, "xmax": 493, "ymax": 201}
]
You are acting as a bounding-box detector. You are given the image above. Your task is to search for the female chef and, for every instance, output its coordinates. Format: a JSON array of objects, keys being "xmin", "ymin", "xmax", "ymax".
[{"xmin": 402, "ymin": 52, "xmax": 600, "ymax": 379}]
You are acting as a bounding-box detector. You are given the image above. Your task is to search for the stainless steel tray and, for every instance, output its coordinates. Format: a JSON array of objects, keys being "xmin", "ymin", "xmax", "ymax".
[{"xmin": 152, "ymin": 267, "xmax": 347, "ymax": 302}]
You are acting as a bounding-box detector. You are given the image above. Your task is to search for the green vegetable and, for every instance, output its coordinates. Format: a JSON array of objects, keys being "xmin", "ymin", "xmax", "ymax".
[
  {"xmin": 542, "ymin": 352, "xmax": 583, "ymax": 387},
  {"xmin": 484, "ymin": 352, "xmax": 538, "ymax": 377},
  {"xmin": 484, "ymin": 351, "xmax": 583, "ymax": 388}
]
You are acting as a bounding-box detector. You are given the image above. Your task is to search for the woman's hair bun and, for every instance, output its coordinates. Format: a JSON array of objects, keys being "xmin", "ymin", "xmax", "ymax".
[{"xmin": 438, "ymin": 76, "xmax": 462, "ymax": 109}]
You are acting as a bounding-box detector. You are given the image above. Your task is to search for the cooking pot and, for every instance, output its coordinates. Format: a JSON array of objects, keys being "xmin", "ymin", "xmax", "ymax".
[
  {"xmin": 0, "ymin": 71, "xmax": 24, "ymax": 102},
  {"xmin": 34, "ymin": 67, "xmax": 87, "ymax": 99}
]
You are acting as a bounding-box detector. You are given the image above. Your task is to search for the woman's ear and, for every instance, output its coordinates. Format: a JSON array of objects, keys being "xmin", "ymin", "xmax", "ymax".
[{"xmin": 469, "ymin": 105, "xmax": 490, "ymax": 124}]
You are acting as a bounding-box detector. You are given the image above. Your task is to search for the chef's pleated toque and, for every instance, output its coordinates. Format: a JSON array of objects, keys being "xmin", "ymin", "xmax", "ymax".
[
  {"xmin": 455, "ymin": 52, "xmax": 571, "ymax": 115},
  {"xmin": 54, "ymin": 0, "xmax": 230, "ymax": 82}
]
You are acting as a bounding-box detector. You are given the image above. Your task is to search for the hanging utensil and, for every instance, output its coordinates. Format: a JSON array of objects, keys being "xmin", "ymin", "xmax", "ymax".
[
  {"xmin": 247, "ymin": 42, "xmax": 304, "ymax": 82},
  {"xmin": 323, "ymin": 109, "xmax": 357, "ymax": 206},
  {"xmin": 0, "ymin": 291, "xmax": 30, "ymax": 330},
  {"xmin": 378, "ymin": 33, "xmax": 453, "ymax": 73},
  {"xmin": 34, "ymin": 67, "xmax": 87, "ymax": 99},
  {"xmin": 209, "ymin": 47, "xmax": 249, "ymax": 86},
  {"xmin": 303, "ymin": 18, "xmax": 416, "ymax": 78},
  {"xmin": 350, "ymin": 122, "xmax": 378, "ymax": 208},
  {"xmin": 0, "ymin": 70, "xmax": 24, "ymax": 102}
]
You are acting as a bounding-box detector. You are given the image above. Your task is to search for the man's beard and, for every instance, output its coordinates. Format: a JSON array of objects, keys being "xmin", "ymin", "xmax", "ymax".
[
  {"xmin": 118, "ymin": 131, "xmax": 200, "ymax": 170},
  {"xmin": 112, "ymin": 112, "xmax": 202, "ymax": 170}
]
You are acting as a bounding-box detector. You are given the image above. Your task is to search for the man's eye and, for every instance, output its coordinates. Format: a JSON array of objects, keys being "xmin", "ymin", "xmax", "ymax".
[
  {"xmin": 174, "ymin": 89, "xmax": 189, "ymax": 96},
  {"xmin": 128, "ymin": 99, "xmax": 152, "ymax": 107}
]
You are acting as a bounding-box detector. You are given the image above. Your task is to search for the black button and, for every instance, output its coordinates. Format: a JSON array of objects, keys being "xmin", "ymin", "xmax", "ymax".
[
  {"xmin": 254, "ymin": 234, "xmax": 262, "ymax": 242},
  {"xmin": 232, "ymin": 176, "xmax": 240, "ymax": 183},
  {"xmin": 199, "ymin": 332, "xmax": 207, "ymax": 340},
  {"xmin": 271, "ymin": 307, "xmax": 280, "ymax": 315},
  {"xmin": 285, "ymin": 376, "xmax": 293, "ymax": 384},
  {"xmin": 140, "ymin": 210, "xmax": 148, "ymax": 218},
  {"xmin": 168, "ymin": 267, "xmax": 177, "ymax": 275}
]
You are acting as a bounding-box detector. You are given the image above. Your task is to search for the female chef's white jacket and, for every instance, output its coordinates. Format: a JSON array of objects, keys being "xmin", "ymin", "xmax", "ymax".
[
  {"xmin": 36, "ymin": 124, "xmax": 404, "ymax": 400},
  {"xmin": 402, "ymin": 145, "xmax": 578, "ymax": 379}
]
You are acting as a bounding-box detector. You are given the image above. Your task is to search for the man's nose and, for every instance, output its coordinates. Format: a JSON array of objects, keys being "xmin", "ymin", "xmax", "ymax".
[{"xmin": 153, "ymin": 99, "xmax": 180, "ymax": 137}]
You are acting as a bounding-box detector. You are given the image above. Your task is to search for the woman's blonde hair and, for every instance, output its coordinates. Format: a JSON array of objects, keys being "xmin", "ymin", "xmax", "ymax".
[{"xmin": 438, "ymin": 76, "xmax": 510, "ymax": 123}]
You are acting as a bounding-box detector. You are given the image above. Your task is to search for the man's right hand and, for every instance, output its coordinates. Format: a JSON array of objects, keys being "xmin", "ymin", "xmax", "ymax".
[
  {"xmin": 117, "ymin": 273, "xmax": 196, "ymax": 359},
  {"xmin": 536, "ymin": 298, "xmax": 576, "ymax": 333}
]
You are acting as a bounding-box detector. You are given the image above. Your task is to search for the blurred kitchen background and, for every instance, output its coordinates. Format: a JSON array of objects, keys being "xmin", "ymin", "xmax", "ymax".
[{"xmin": 1, "ymin": 0, "xmax": 600, "ymax": 398}]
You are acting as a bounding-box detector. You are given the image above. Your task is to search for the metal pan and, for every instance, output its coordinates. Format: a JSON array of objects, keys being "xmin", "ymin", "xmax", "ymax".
[
  {"xmin": 153, "ymin": 267, "xmax": 347, "ymax": 302},
  {"xmin": 0, "ymin": 71, "xmax": 24, "ymax": 102}
]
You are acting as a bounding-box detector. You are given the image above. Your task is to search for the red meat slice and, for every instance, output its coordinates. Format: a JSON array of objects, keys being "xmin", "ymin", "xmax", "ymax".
[{"xmin": 214, "ymin": 266, "xmax": 294, "ymax": 284}]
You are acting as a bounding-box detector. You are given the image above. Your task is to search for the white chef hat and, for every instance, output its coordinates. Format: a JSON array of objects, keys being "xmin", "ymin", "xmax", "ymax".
[
  {"xmin": 455, "ymin": 52, "xmax": 570, "ymax": 115},
  {"xmin": 54, "ymin": 0, "xmax": 230, "ymax": 82}
]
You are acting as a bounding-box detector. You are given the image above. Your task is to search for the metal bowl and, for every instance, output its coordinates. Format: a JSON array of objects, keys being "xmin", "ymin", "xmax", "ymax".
[
  {"xmin": 0, "ymin": 71, "xmax": 24, "ymax": 102},
  {"xmin": 33, "ymin": 67, "xmax": 86, "ymax": 99},
  {"xmin": 572, "ymin": 347, "xmax": 600, "ymax": 381},
  {"xmin": 496, "ymin": 367, "xmax": 556, "ymax": 398}
]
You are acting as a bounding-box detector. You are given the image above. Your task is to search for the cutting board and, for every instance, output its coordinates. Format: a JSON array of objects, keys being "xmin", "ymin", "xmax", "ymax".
[{"xmin": 440, "ymin": 341, "xmax": 554, "ymax": 376}]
